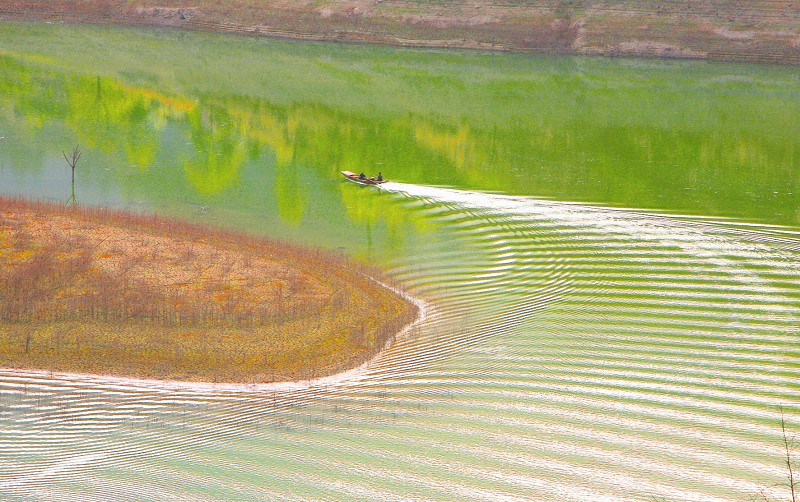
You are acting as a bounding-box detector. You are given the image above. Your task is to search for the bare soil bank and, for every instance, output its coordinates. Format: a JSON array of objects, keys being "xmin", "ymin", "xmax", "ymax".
[
  {"xmin": 2, "ymin": 1, "xmax": 799, "ymax": 64},
  {"xmin": 0, "ymin": 197, "xmax": 418, "ymax": 383}
]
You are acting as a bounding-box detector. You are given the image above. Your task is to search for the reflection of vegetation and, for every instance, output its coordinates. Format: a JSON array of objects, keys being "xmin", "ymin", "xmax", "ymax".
[
  {"xmin": 183, "ymin": 107, "xmax": 247, "ymax": 195},
  {"xmin": 1, "ymin": 23, "xmax": 800, "ymax": 250},
  {"xmin": 0, "ymin": 197, "xmax": 418, "ymax": 382},
  {"xmin": 66, "ymin": 75, "xmax": 159, "ymax": 169},
  {"xmin": 274, "ymin": 163, "xmax": 308, "ymax": 226}
]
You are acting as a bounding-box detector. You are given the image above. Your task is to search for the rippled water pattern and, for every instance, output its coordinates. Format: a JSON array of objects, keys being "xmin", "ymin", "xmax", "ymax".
[{"xmin": 1, "ymin": 185, "xmax": 799, "ymax": 501}]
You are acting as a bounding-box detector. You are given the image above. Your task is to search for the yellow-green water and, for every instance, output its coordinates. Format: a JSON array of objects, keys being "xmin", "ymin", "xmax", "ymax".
[{"xmin": 1, "ymin": 21, "xmax": 799, "ymax": 501}]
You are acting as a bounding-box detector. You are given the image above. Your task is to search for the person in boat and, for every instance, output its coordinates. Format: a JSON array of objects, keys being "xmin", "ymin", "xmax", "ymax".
[
  {"xmin": 377, "ymin": 172, "xmax": 383, "ymax": 182},
  {"xmin": 359, "ymin": 172, "xmax": 366, "ymax": 180}
]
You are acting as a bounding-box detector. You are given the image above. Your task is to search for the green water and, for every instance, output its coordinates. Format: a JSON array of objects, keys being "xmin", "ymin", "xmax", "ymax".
[
  {"xmin": 2, "ymin": 22, "xmax": 799, "ymax": 257},
  {"xmin": 1, "ymin": 22, "xmax": 800, "ymax": 501}
]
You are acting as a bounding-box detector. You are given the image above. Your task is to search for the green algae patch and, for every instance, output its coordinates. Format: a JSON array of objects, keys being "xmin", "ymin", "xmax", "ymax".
[{"xmin": 0, "ymin": 197, "xmax": 418, "ymax": 383}]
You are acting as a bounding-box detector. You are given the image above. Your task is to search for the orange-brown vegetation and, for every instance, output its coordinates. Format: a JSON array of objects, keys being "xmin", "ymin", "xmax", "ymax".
[
  {"xmin": 1, "ymin": 0, "xmax": 800, "ymax": 64},
  {"xmin": 0, "ymin": 196, "xmax": 418, "ymax": 383}
]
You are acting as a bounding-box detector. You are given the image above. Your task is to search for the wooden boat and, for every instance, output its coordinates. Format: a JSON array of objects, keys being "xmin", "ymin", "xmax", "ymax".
[{"xmin": 341, "ymin": 171, "xmax": 386, "ymax": 186}]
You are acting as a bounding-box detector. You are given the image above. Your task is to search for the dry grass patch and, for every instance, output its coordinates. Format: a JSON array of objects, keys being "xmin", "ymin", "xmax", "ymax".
[{"xmin": 0, "ymin": 196, "xmax": 418, "ymax": 383}]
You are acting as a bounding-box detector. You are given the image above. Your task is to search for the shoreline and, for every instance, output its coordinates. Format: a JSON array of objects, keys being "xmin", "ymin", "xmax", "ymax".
[{"xmin": 1, "ymin": 2, "xmax": 799, "ymax": 65}]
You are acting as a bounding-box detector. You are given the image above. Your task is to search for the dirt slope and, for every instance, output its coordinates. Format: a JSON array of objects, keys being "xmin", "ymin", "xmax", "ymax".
[{"xmin": 2, "ymin": 1, "xmax": 799, "ymax": 64}]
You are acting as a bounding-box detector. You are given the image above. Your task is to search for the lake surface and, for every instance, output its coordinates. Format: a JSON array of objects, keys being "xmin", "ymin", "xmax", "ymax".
[{"xmin": 1, "ymin": 22, "xmax": 799, "ymax": 501}]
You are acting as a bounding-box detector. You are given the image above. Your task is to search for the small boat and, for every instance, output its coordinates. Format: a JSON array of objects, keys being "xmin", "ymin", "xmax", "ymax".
[{"xmin": 341, "ymin": 171, "xmax": 386, "ymax": 186}]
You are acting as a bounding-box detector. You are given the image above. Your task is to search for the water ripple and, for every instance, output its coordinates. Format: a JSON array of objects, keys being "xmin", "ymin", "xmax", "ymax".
[{"xmin": 1, "ymin": 184, "xmax": 798, "ymax": 500}]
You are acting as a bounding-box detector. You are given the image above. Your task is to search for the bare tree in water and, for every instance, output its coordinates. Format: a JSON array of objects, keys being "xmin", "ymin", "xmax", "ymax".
[
  {"xmin": 64, "ymin": 145, "xmax": 82, "ymax": 205},
  {"xmin": 753, "ymin": 406, "xmax": 798, "ymax": 502},
  {"xmin": 781, "ymin": 406, "xmax": 798, "ymax": 502}
]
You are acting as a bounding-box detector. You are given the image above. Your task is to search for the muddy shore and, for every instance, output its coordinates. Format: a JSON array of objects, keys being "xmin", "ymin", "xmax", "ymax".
[{"xmin": 2, "ymin": 1, "xmax": 799, "ymax": 64}]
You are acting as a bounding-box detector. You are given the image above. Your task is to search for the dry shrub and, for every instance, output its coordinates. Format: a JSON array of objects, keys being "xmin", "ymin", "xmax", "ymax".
[{"xmin": 0, "ymin": 196, "xmax": 418, "ymax": 382}]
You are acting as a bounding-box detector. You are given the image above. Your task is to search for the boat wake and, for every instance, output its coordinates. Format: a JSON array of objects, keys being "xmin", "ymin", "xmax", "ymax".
[{"xmin": 1, "ymin": 182, "xmax": 798, "ymax": 501}]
